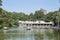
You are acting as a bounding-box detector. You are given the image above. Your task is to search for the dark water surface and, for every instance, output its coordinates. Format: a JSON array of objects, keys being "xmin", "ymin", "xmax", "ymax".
[{"xmin": 0, "ymin": 27, "xmax": 60, "ymax": 40}]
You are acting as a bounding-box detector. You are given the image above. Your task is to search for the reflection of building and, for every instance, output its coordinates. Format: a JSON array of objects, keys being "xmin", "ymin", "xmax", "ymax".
[
  {"xmin": 19, "ymin": 21, "xmax": 54, "ymax": 28},
  {"xmin": 40, "ymin": 8, "xmax": 47, "ymax": 14}
]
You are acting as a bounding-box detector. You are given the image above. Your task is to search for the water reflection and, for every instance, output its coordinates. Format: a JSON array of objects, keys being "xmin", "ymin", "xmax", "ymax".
[
  {"xmin": 0, "ymin": 27, "xmax": 60, "ymax": 40},
  {"xmin": 0, "ymin": 32, "xmax": 4, "ymax": 40}
]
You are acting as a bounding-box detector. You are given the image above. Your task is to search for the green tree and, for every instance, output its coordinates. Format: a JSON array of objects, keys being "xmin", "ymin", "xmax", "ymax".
[
  {"xmin": 34, "ymin": 10, "xmax": 44, "ymax": 20},
  {"xmin": 0, "ymin": 0, "xmax": 2, "ymax": 6},
  {"xmin": 0, "ymin": 0, "xmax": 2, "ymax": 14},
  {"xmin": 28, "ymin": 13, "xmax": 34, "ymax": 21}
]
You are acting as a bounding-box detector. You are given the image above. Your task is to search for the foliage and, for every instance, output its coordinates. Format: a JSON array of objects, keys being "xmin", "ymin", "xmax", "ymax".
[
  {"xmin": 0, "ymin": 0, "xmax": 60, "ymax": 28},
  {"xmin": 0, "ymin": 9, "xmax": 60, "ymax": 28},
  {"xmin": 0, "ymin": 0, "xmax": 2, "ymax": 6}
]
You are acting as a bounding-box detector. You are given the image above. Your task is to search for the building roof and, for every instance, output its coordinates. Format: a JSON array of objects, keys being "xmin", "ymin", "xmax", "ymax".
[{"xmin": 19, "ymin": 21, "xmax": 53, "ymax": 24}]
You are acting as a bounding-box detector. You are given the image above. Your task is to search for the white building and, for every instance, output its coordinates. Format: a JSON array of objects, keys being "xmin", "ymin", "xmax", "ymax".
[{"xmin": 19, "ymin": 21, "xmax": 54, "ymax": 28}]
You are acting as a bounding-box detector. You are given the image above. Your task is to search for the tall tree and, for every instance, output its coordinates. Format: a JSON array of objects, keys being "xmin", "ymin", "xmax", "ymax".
[
  {"xmin": 28, "ymin": 13, "xmax": 34, "ymax": 21},
  {"xmin": 0, "ymin": 0, "xmax": 2, "ymax": 14},
  {"xmin": 59, "ymin": 8, "xmax": 60, "ymax": 12},
  {"xmin": 0, "ymin": 0, "xmax": 2, "ymax": 6},
  {"xmin": 34, "ymin": 10, "xmax": 44, "ymax": 20}
]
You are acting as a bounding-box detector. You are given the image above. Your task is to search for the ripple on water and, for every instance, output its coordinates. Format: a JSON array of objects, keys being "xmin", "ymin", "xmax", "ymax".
[{"xmin": 0, "ymin": 27, "xmax": 60, "ymax": 40}]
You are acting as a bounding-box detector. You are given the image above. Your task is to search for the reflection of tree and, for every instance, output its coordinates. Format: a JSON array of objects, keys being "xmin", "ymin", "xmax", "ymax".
[
  {"xmin": 45, "ymin": 29, "xmax": 60, "ymax": 40},
  {"xmin": 34, "ymin": 31, "xmax": 44, "ymax": 40},
  {"xmin": 45, "ymin": 29, "xmax": 54, "ymax": 40},
  {"xmin": 0, "ymin": 29, "xmax": 60, "ymax": 40},
  {"xmin": 5, "ymin": 30, "xmax": 26, "ymax": 39},
  {"xmin": 53, "ymin": 30, "xmax": 60, "ymax": 40},
  {"xmin": 0, "ymin": 33, "xmax": 4, "ymax": 40},
  {"xmin": 34, "ymin": 29, "xmax": 60, "ymax": 40}
]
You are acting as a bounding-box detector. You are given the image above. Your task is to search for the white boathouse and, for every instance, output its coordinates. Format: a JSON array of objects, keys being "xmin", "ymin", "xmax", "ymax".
[{"xmin": 19, "ymin": 21, "xmax": 54, "ymax": 28}]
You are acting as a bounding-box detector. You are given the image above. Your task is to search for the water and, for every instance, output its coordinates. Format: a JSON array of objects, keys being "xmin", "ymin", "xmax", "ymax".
[{"xmin": 0, "ymin": 27, "xmax": 60, "ymax": 40}]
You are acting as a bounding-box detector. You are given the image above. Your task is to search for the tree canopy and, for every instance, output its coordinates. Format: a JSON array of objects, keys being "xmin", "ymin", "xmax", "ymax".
[
  {"xmin": 0, "ymin": 9, "xmax": 60, "ymax": 28},
  {"xmin": 0, "ymin": 0, "xmax": 60, "ymax": 28},
  {"xmin": 0, "ymin": 0, "xmax": 2, "ymax": 6}
]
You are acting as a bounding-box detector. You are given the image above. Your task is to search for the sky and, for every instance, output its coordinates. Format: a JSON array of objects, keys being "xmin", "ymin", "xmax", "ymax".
[{"xmin": 2, "ymin": 0, "xmax": 60, "ymax": 14}]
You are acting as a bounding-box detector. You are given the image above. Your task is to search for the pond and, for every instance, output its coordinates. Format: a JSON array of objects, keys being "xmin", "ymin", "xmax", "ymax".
[{"xmin": 0, "ymin": 27, "xmax": 60, "ymax": 40}]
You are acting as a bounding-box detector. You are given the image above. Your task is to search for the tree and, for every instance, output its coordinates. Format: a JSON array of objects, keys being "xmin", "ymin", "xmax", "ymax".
[
  {"xmin": 28, "ymin": 13, "xmax": 34, "ymax": 21},
  {"xmin": 0, "ymin": 0, "xmax": 2, "ymax": 6},
  {"xmin": 16, "ymin": 12, "xmax": 28, "ymax": 21},
  {"xmin": 59, "ymin": 8, "xmax": 60, "ymax": 12},
  {"xmin": 34, "ymin": 10, "xmax": 44, "ymax": 20},
  {"xmin": 0, "ymin": 0, "xmax": 2, "ymax": 14}
]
